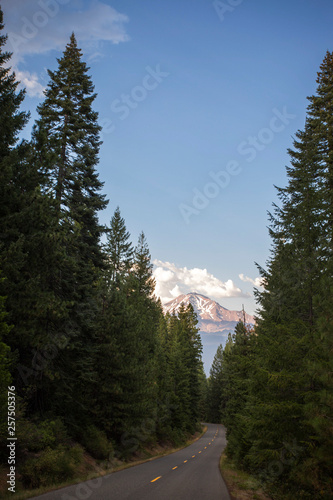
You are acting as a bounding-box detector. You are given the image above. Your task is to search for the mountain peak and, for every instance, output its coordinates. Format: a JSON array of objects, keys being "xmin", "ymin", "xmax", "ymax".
[{"xmin": 163, "ymin": 293, "xmax": 254, "ymax": 333}]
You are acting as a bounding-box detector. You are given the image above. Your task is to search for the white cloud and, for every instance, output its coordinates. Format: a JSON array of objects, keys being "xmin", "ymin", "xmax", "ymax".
[
  {"xmin": 3, "ymin": 0, "xmax": 129, "ymax": 96},
  {"xmin": 153, "ymin": 260, "xmax": 245, "ymax": 304},
  {"xmin": 239, "ymin": 273, "xmax": 264, "ymax": 288},
  {"xmin": 16, "ymin": 69, "xmax": 45, "ymax": 97}
]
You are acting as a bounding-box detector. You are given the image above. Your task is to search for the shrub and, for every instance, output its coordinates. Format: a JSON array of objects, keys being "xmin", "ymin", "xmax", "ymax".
[
  {"xmin": 20, "ymin": 444, "xmax": 83, "ymax": 489},
  {"xmin": 17, "ymin": 418, "xmax": 69, "ymax": 452},
  {"xmin": 81, "ymin": 425, "xmax": 113, "ymax": 460}
]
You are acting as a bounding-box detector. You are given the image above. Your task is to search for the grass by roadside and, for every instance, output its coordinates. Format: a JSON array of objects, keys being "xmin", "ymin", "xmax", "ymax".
[
  {"xmin": 1, "ymin": 426, "xmax": 207, "ymax": 500},
  {"xmin": 220, "ymin": 452, "xmax": 272, "ymax": 500}
]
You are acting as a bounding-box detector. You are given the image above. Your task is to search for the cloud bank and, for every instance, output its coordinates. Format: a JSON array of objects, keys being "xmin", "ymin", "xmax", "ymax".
[
  {"xmin": 153, "ymin": 260, "xmax": 246, "ymax": 304},
  {"xmin": 3, "ymin": 0, "xmax": 130, "ymax": 96},
  {"xmin": 239, "ymin": 273, "xmax": 264, "ymax": 288}
]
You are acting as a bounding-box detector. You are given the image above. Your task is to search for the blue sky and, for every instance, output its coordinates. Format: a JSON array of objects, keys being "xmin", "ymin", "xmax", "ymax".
[{"xmin": 3, "ymin": 0, "xmax": 333, "ymax": 315}]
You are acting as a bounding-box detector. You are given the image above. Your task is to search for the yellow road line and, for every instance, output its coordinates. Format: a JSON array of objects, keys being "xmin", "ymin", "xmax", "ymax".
[
  {"xmin": 192, "ymin": 455, "xmax": 195, "ymax": 458},
  {"xmin": 172, "ymin": 466, "xmax": 178, "ymax": 470},
  {"xmin": 204, "ymin": 446, "xmax": 207, "ymax": 449},
  {"xmin": 198, "ymin": 451, "xmax": 202, "ymax": 453},
  {"xmin": 151, "ymin": 476, "xmax": 161, "ymax": 483}
]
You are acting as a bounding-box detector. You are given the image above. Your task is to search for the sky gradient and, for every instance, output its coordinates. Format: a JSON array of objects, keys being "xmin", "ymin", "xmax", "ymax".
[{"xmin": 2, "ymin": 0, "xmax": 333, "ymax": 315}]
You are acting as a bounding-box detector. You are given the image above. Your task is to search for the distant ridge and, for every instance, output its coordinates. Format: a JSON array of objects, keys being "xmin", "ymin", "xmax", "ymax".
[{"xmin": 163, "ymin": 292, "xmax": 255, "ymax": 334}]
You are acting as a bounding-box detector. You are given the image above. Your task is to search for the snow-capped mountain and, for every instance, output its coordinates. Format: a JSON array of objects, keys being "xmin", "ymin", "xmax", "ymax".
[
  {"xmin": 163, "ymin": 293, "xmax": 255, "ymax": 374},
  {"xmin": 163, "ymin": 293, "xmax": 254, "ymax": 334}
]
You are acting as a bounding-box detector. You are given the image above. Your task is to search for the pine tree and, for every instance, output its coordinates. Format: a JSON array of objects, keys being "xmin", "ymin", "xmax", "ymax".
[
  {"xmin": 307, "ymin": 51, "xmax": 333, "ymax": 250},
  {"xmin": 0, "ymin": 6, "xmax": 28, "ymax": 162},
  {"xmin": 125, "ymin": 232, "xmax": 160, "ymax": 437},
  {"xmin": 33, "ymin": 33, "xmax": 107, "ymax": 229},
  {"xmin": 154, "ymin": 314, "xmax": 175, "ymax": 439},
  {"xmin": 0, "ymin": 7, "xmax": 52, "ymax": 407},
  {"xmin": 29, "ymin": 33, "xmax": 108, "ymax": 428},
  {"xmin": 304, "ymin": 276, "xmax": 333, "ymax": 496},
  {"xmin": 97, "ymin": 229, "xmax": 161, "ymax": 448},
  {"xmin": 178, "ymin": 303, "xmax": 203, "ymax": 430},
  {"xmin": 0, "ymin": 4, "xmax": 30, "ymax": 272},
  {"xmin": 131, "ymin": 232, "xmax": 156, "ymax": 297},
  {"xmin": 221, "ymin": 322, "xmax": 253, "ymax": 464},
  {"xmin": 197, "ymin": 362, "xmax": 208, "ymax": 422},
  {"xmin": 259, "ymin": 119, "xmax": 325, "ymax": 327},
  {"xmin": 241, "ymin": 52, "xmax": 333, "ymax": 496},
  {"xmin": 94, "ymin": 211, "xmax": 135, "ymax": 440},
  {"xmin": 166, "ymin": 312, "xmax": 192, "ymax": 433},
  {"xmin": 104, "ymin": 207, "xmax": 133, "ymax": 287},
  {"xmin": 207, "ymin": 344, "xmax": 224, "ymax": 423}
]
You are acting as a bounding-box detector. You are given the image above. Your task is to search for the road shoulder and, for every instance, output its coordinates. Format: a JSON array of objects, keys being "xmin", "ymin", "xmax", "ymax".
[{"xmin": 219, "ymin": 452, "xmax": 272, "ymax": 500}]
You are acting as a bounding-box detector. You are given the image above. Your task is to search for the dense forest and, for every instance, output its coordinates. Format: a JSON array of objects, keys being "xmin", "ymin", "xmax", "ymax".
[
  {"xmin": 207, "ymin": 51, "xmax": 333, "ymax": 499},
  {"xmin": 0, "ymin": 8, "xmax": 205, "ymax": 492}
]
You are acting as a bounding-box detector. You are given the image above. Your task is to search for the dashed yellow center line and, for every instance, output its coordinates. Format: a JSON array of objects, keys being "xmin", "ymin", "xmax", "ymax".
[
  {"xmin": 152, "ymin": 432, "xmax": 219, "ymax": 483},
  {"xmin": 151, "ymin": 476, "xmax": 161, "ymax": 483},
  {"xmin": 151, "ymin": 432, "xmax": 220, "ymax": 482}
]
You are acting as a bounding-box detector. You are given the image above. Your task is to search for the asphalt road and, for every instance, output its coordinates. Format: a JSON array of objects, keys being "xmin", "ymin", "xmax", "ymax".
[{"xmin": 32, "ymin": 423, "xmax": 231, "ymax": 500}]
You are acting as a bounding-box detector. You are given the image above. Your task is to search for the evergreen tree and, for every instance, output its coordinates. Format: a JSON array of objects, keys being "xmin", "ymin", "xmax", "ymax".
[
  {"xmin": 166, "ymin": 312, "xmax": 192, "ymax": 433},
  {"xmin": 131, "ymin": 231, "xmax": 156, "ymax": 297},
  {"xmin": 104, "ymin": 207, "xmax": 133, "ymax": 287},
  {"xmin": 0, "ymin": 7, "xmax": 52, "ymax": 408},
  {"xmin": 0, "ymin": 6, "xmax": 28, "ymax": 165},
  {"xmin": 304, "ymin": 277, "xmax": 333, "ymax": 496},
  {"xmin": 29, "ymin": 33, "xmax": 108, "ymax": 428},
  {"xmin": 221, "ymin": 322, "xmax": 253, "ymax": 464},
  {"xmin": 238, "ymin": 52, "xmax": 333, "ymax": 496},
  {"xmin": 207, "ymin": 344, "xmax": 224, "ymax": 423},
  {"xmin": 97, "ymin": 228, "xmax": 161, "ymax": 448},
  {"xmin": 125, "ymin": 232, "xmax": 160, "ymax": 435},
  {"xmin": 95, "ymin": 212, "xmax": 135, "ymax": 440},
  {"xmin": 197, "ymin": 362, "xmax": 208, "ymax": 422},
  {"xmin": 33, "ymin": 33, "xmax": 107, "ymax": 228},
  {"xmin": 155, "ymin": 313, "xmax": 175, "ymax": 439},
  {"xmin": 166, "ymin": 304, "xmax": 203, "ymax": 434},
  {"xmin": 0, "ymin": 3, "xmax": 30, "ymax": 285},
  {"xmin": 178, "ymin": 303, "xmax": 203, "ymax": 430},
  {"xmin": 307, "ymin": 51, "xmax": 333, "ymax": 250}
]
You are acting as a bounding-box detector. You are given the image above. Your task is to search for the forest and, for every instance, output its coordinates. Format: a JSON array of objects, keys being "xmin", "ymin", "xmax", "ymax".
[
  {"xmin": 0, "ymin": 8, "xmax": 205, "ymax": 494},
  {"xmin": 206, "ymin": 52, "xmax": 333, "ymax": 499},
  {"xmin": 0, "ymin": 4, "xmax": 332, "ymax": 498}
]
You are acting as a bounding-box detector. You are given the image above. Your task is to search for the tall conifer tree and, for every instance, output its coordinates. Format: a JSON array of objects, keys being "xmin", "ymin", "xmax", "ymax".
[
  {"xmin": 105, "ymin": 207, "xmax": 133, "ymax": 287},
  {"xmin": 242, "ymin": 52, "xmax": 333, "ymax": 496},
  {"xmin": 31, "ymin": 33, "xmax": 108, "ymax": 427}
]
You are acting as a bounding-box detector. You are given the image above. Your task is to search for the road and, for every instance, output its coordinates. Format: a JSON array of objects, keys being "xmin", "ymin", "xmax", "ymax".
[{"xmin": 32, "ymin": 423, "xmax": 231, "ymax": 500}]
